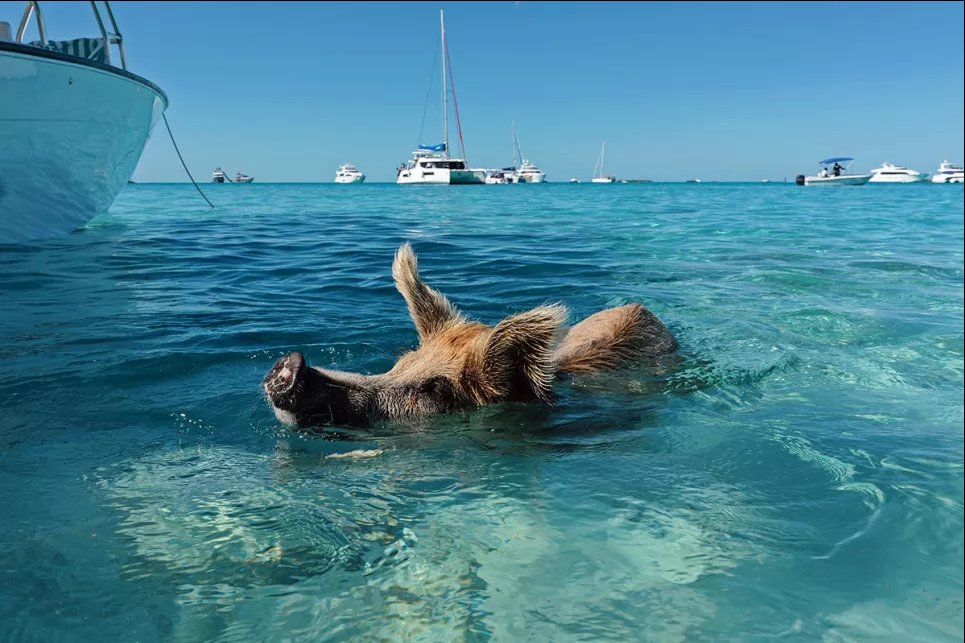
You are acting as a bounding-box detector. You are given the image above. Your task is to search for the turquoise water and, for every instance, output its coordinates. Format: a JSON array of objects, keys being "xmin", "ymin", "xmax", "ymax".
[{"xmin": 1, "ymin": 183, "xmax": 962, "ymax": 641}]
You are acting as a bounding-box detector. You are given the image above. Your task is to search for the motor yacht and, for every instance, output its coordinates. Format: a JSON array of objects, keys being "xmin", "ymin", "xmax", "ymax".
[
  {"xmin": 931, "ymin": 160, "xmax": 964, "ymax": 184},
  {"xmin": 868, "ymin": 162, "xmax": 928, "ymax": 183},
  {"xmin": 234, "ymin": 172, "xmax": 254, "ymax": 183},
  {"xmin": 212, "ymin": 167, "xmax": 227, "ymax": 183},
  {"xmin": 516, "ymin": 159, "xmax": 546, "ymax": 183},
  {"xmin": 504, "ymin": 123, "xmax": 546, "ymax": 183},
  {"xmin": 335, "ymin": 164, "xmax": 365, "ymax": 183},
  {"xmin": 1, "ymin": 1, "xmax": 167, "ymax": 243}
]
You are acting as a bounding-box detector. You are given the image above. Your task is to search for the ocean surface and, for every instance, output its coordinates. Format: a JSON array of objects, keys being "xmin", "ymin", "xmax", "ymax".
[{"xmin": 1, "ymin": 182, "xmax": 962, "ymax": 641}]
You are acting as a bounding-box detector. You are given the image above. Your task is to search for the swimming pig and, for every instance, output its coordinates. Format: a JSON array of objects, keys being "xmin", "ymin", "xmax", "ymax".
[{"xmin": 264, "ymin": 243, "xmax": 677, "ymax": 428}]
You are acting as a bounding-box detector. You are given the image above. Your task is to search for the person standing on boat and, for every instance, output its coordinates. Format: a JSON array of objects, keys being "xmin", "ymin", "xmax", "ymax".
[{"xmin": 833, "ymin": 162, "xmax": 842, "ymax": 176}]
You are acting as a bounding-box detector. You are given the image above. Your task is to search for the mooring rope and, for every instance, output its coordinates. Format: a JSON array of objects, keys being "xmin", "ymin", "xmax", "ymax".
[{"xmin": 162, "ymin": 113, "xmax": 214, "ymax": 208}]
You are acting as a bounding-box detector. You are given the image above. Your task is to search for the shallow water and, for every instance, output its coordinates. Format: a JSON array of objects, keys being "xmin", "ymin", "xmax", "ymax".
[{"xmin": 1, "ymin": 182, "xmax": 962, "ymax": 641}]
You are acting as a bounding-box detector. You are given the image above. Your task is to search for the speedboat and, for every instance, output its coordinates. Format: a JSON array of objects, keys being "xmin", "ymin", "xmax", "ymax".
[
  {"xmin": 234, "ymin": 172, "xmax": 254, "ymax": 184},
  {"xmin": 485, "ymin": 170, "xmax": 509, "ymax": 185},
  {"xmin": 798, "ymin": 157, "xmax": 871, "ymax": 186},
  {"xmin": 335, "ymin": 164, "xmax": 365, "ymax": 183},
  {"xmin": 212, "ymin": 167, "xmax": 227, "ymax": 183},
  {"xmin": 591, "ymin": 141, "xmax": 616, "ymax": 183},
  {"xmin": 931, "ymin": 160, "xmax": 964, "ymax": 184},
  {"xmin": 0, "ymin": 1, "xmax": 167, "ymax": 243},
  {"xmin": 569, "ymin": 178, "xmax": 579, "ymax": 183},
  {"xmin": 868, "ymin": 162, "xmax": 928, "ymax": 183},
  {"xmin": 397, "ymin": 11, "xmax": 482, "ymax": 185}
]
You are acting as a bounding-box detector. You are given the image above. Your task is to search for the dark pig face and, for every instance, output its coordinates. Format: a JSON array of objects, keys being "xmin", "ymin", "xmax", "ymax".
[{"xmin": 262, "ymin": 352, "xmax": 359, "ymax": 427}]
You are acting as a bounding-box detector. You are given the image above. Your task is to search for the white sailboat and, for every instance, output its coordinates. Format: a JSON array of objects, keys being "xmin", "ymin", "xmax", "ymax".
[
  {"xmin": 396, "ymin": 10, "xmax": 482, "ymax": 185},
  {"xmin": 592, "ymin": 141, "xmax": 616, "ymax": 183}
]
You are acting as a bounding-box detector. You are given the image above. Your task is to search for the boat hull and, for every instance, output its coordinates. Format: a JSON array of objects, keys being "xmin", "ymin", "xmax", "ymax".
[
  {"xmin": 868, "ymin": 175, "xmax": 927, "ymax": 183},
  {"xmin": 591, "ymin": 177, "xmax": 615, "ymax": 184},
  {"xmin": 518, "ymin": 172, "xmax": 546, "ymax": 183},
  {"xmin": 0, "ymin": 45, "xmax": 167, "ymax": 243},
  {"xmin": 397, "ymin": 168, "xmax": 483, "ymax": 185},
  {"xmin": 803, "ymin": 174, "xmax": 872, "ymax": 186},
  {"xmin": 931, "ymin": 175, "xmax": 964, "ymax": 184},
  {"xmin": 335, "ymin": 175, "xmax": 365, "ymax": 184},
  {"xmin": 869, "ymin": 172, "xmax": 928, "ymax": 183}
]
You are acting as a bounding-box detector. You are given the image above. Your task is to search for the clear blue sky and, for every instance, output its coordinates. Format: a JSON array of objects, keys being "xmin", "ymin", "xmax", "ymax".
[{"xmin": 6, "ymin": 1, "xmax": 963, "ymax": 182}]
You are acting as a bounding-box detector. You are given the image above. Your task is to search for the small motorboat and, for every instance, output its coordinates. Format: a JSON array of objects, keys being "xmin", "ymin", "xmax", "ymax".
[
  {"xmin": 798, "ymin": 157, "xmax": 871, "ymax": 186},
  {"xmin": 485, "ymin": 170, "xmax": 509, "ymax": 185}
]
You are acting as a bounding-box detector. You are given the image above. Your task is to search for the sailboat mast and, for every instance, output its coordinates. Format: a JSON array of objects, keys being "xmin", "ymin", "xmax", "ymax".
[
  {"xmin": 512, "ymin": 121, "xmax": 520, "ymax": 167},
  {"xmin": 441, "ymin": 10, "xmax": 449, "ymax": 159},
  {"xmin": 601, "ymin": 141, "xmax": 606, "ymax": 176}
]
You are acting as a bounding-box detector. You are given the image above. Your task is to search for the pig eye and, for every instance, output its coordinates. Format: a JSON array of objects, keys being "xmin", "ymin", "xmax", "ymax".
[{"xmin": 419, "ymin": 376, "xmax": 453, "ymax": 397}]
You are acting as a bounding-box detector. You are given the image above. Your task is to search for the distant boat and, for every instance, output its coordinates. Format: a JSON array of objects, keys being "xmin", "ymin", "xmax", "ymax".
[
  {"xmin": 868, "ymin": 162, "xmax": 927, "ymax": 183},
  {"xmin": 931, "ymin": 160, "xmax": 964, "ymax": 184},
  {"xmin": 686, "ymin": 178, "xmax": 701, "ymax": 183},
  {"xmin": 212, "ymin": 167, "xmax": 228, "ymax": 183},
  {"xmin": 569, "ymin": 178, "xmax": 579, "ymax": 183},
  {"xmin": 591, "ymin": 141, "xmax": 615, "ymax": 183},
  {"xmin": 0, "ymin": 1, "xmax": 167, "ymax": 243},
  {"xmin": 507, "ymin": 123, "xmax": 546, "ymax": 183},
  {"xmin": 235, "ymin": 172, "xmax": 254, "ymax": 183},
  {"xmin": 335, "ymin": 164, "xmax": 365, "ymax": 183},
  {"xmin": 798, "ymin": 157, "xmax": 871, "ymax": 186},
  {"xmin": 397, "ymin": 11, "xmax": 482, "ymax": 185},
  {"xmin": 485, "ymin": 170, "xmax": 509, "ymax": 184}
]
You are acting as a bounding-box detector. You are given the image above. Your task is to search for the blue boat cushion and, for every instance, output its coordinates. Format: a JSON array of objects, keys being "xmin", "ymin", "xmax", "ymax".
[{"xmin": 28, "ymin": 37, "xmax": 107, "ymax": 63}]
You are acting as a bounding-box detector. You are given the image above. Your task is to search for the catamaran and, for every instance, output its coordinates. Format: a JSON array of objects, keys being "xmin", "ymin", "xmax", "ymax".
[
  {"xmin": 592, "ymin": 141, "xmax": 616, "ymax": 183},
  {"xmin": 396, "ymin": 10, "xmax": 482, "ymax": 185}
]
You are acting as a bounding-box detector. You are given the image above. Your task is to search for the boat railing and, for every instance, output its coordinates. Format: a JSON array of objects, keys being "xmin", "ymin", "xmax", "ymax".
[{"xmin": 15, "ymin": 1, "xmax": 128, "ymax": 70}]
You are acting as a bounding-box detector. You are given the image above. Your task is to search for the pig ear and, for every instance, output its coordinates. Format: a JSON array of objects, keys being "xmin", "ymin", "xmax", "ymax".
[
  {"xmin": 482, "ymin": 304, "xmax": 567, "ymax": 402},
  {"xmin": 393, "ymin": 243, "xmax": 462, "ymax": 343}
]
